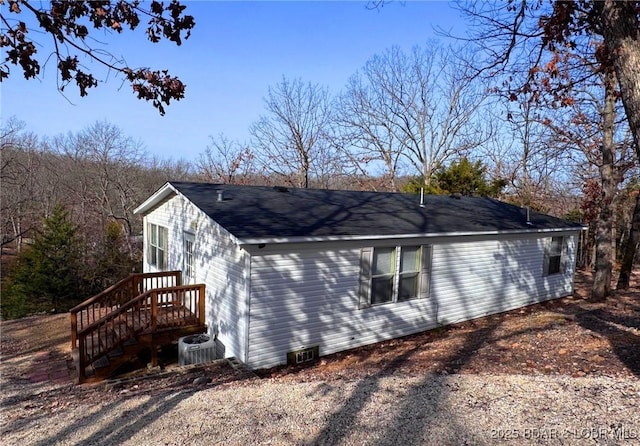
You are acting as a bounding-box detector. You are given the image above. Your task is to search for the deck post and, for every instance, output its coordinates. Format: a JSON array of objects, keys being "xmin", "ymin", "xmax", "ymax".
[
  {"xmin": 132, "ymin": 276, "xmax": 137, "ymax": 300},
  {"xmin": 198, "ymin": 284, "xmax": 205, "ymax": 324},
  {"xmin": 151, "ymin": 346, "xmax": 158, "ymax": 367},
  {"xmin": 151, "ymin": 291, "xmax": 158, "ymax": 332},
  {"xmin": 70, "ymin": 312, "xmax": 77, "ymax": 349},
  {"xmin": 77, "ymin": 335, "xmax": 86, "ymax": 383}
]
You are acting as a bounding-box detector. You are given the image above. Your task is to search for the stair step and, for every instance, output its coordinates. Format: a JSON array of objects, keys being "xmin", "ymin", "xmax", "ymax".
[
  {"xmin": 123, "ymin": 337, "xmax": 139, "ymax": 347},
  {"xmin": 93, "ymin": 356, "xmax": 111, "ymax": 369},
  {"xmin": 112, "ymin": 320, "xmax": 135, "ymax": 340},
  {"xmin": 107, "ymin": 345, "xmax": 124, "ymax": 358}
]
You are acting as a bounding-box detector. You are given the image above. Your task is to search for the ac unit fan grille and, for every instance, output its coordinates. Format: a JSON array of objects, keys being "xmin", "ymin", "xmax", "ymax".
[{"xmin": 178, "ymin": 334, "xmax": 217, "ymax": 366}]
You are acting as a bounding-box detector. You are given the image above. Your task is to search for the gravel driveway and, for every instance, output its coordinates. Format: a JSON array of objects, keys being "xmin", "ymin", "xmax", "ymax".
[
  {"xmin": 2, "ymin": 275, "xmax": 639, "ymax": 446},
  {"xmin": 2, "ymin": 369, "xmax": 639, "ymax": 446}
]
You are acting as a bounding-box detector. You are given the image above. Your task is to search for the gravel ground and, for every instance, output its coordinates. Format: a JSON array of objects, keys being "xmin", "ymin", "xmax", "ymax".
[
  {"xmin": 2, "ymin": 272, "xmax": 639, "ymax": 445},
  {"xmin": 2, "ymin": 370, "xmax": 639, "ymax": 446}
]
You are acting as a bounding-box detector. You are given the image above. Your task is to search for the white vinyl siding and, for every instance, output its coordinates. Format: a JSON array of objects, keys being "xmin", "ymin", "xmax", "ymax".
[
  {"xmin": 430, "ymin": 236, "xmax": 575, "ymax": 325},
  {"xmin": 247, "ymin": 247, "xmax": 440, "ymax": 370},
  {"xmin": 246, "ymin": 233, "xmax": 577, "ymax": 370},
  {"xmin": 248, "ymin": 249, "xmax": 363, "ymax": 369},
  {"xmin": 142, "ymin": 194, "xmax": 248, "ymax": 361}
]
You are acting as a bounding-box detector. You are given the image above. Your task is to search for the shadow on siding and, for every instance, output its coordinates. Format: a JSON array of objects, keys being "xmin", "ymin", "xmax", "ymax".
[{"xmin": 303, "ymin": 234, "xmax": 573, "ymax": 443}]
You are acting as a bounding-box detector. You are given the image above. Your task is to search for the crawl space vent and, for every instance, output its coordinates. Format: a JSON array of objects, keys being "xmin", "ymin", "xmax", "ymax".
[{"xmin": 287, "ymin": 346, "xmax": 319, "ymax": 365}]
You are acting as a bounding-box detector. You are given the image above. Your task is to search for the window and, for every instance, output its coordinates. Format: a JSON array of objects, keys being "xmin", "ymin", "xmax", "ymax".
[
  {"xmin": 371, "ymin": 247, "xmax": 395, "ymax": 304},
  {"xmin": 359, "ymin": 245, "xmax": 431, "ymax": 308},
  {"xmin": 148, "ymin": 223, "xmax": 168, "ymax": 269},
  {"xmin": 399, "ymin": 246, "xmax": 421, "ymax": 301},
  {"xmin": 183, "ymin": 232, "xmax": 195, "ymax": 280},
  {"xmin": 544, "ymin": 236, "xmax": 564, "ymax": 276}
]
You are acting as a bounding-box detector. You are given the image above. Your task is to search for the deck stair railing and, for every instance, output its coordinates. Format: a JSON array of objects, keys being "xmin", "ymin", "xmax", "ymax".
[{"xmin": 69, "ymin": 271, "xmax": 206, "ymax": 383}]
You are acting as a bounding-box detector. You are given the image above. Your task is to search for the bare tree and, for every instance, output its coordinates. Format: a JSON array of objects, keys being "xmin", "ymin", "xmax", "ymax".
[
  {"xmin": 51, "ymin": 121, "xmax": 147, "ymax": 239},
  {"xmin": 456, "ymin": 0, "xmax": 640, "ymax": 292},
  {"xmin": 249, "ymin": 77, "xmax": 334, "ymax": 189},
  {"xmin": 335, "ymin": 43, "xmax": 489, "ymax": 191},
  {"xmin": 617, "ymin": 188, "xmax": 640, "ymax": 290},
  {"xmin": 561, "ymin": 70, "xmax": 635, "ymax": 300},
  {"xmin": 333, "ymin": 70, "xmax": 405, "ymax": 191},
  {"xmin": 484, "ymin": 94, "xmax": 573, "ymax": 211},
  {"xmin": 195, "ymin": 134, "xmax": 256, "ymax": 185},
  {"xmin": 1, "ymin": 119, "xmax": 64, "ymax": 250}
]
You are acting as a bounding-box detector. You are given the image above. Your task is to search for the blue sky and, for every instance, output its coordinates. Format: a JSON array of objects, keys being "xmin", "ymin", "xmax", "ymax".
[{"xmin": 3, "ymin": 1, "xmax": 463, "ymax": 161}]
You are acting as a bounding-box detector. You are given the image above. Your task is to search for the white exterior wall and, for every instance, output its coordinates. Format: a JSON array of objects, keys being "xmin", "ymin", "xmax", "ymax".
[
  {"xmin": 246, "ymin": 233, "xmax": 577, "ymax": 370},
  {"xmin": 142, "ymin": 195, "xmax": 248, "ymax": 361},
  {"xmin": 430, "ymin": 235, "xmax": 575, "ymax": 325}
]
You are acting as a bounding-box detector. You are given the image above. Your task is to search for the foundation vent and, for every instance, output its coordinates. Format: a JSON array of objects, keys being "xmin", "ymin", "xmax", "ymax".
[{"xmin": 287, "ymin": 346, "xmax": 319, "ymax": 365}]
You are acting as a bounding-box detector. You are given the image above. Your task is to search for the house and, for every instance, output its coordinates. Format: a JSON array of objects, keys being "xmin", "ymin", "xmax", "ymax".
[{"xmin": 133, "ymin": 181, "xmax": 584, "ymax": 370}]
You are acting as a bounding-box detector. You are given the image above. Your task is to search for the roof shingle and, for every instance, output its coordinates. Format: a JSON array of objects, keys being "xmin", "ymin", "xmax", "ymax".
[{"xmin": 167, "ymin": 181, "xmax": 582, "ymax": 241}]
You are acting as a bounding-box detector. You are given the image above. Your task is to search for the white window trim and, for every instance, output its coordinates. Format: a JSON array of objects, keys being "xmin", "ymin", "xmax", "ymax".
[
  {"xmin": 543, "ymin": 235, "xmax": 567, "ymax": 277},
  {"xmin": 359, "ymin": 245, "xmax": 432, "ymax": 309},
  {"xmin": 183, "ymin": 231, "xmax": 195, "ymax": 281},
  {"xmin": 147, "ymin": 222, "xmax": 168, "ymax": 270}
]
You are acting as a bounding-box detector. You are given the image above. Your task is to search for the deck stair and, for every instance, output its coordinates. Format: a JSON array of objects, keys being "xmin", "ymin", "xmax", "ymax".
[{"xmin": 70, "ymin": 271, "xmax": 206, "ymax": 383}]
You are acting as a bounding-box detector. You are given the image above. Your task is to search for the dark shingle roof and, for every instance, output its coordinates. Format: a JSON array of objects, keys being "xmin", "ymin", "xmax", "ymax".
[{"xmin": 167, "ymin": 181, "xmax": 582, "ymax": 241}]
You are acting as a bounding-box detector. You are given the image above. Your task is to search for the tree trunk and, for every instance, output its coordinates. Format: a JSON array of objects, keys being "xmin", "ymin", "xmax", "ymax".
[
  {"xmin": 600, "ymin": 1, "xmax": 640, "ymax": 161},
  {"xmin": 617, "ymin": 191, "xmax": 640, "ymax": 290},
  {"xmin": 591, "ymin": 69, "xmax": 618, "ymax": 301},
  {"xmin": 600, "ymin": 1, "xmax": 640, "ymax": 292}
]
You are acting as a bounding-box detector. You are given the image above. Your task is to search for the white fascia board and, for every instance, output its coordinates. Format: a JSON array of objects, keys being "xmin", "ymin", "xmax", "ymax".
[
  {"xmin": 133, "ymin": 182, "xmax": 177, "ymax": 215},
  {"xmin": 237, "ymin": 226, "xmax": 586, "ymax": 246}
]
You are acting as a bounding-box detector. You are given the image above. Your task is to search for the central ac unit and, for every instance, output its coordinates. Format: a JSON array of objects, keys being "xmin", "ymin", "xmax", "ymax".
[{"xmin": 178, "ymin": 334, "xmax": 216, "ymax": 366}]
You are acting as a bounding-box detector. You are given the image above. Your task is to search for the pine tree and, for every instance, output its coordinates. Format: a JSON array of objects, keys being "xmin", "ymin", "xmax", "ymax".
[
  {"xmin": 402, "ymin": 157, "xmax": 506, "ymax": 198},
  {"xmin": 91, "ymin": 221, "xmax": 137, "ymax": 294},
  {"xmin": 2, "ymin": 205, "xmax": 83, "ymax": 318}
]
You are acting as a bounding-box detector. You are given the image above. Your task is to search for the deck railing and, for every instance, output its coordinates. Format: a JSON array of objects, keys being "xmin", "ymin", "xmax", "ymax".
[
  {"xmin": 73, "ymin": 283, "xmax": 205, "ymax": 381},
  {"xmin": 70, "ymin": 271, "xmax": 182, "ymax": 349}
]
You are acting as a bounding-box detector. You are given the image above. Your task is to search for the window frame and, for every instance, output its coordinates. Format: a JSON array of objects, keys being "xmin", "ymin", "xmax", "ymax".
[
  {"xmin": 147, "ymin": 222, "xmax": 168, "ymax": 270},
  {"xmin": 183, "ymin": 231, "xmax": 195, "ymax": 280},
  {"xmin": 543, "ymin": 235, "xmax": 566, "ymax": 277},
  {"xmin": 359, "ymin": 245, "xmax": 431, "ymax": 309},
  {"xmin": 398, "ymin": 245, "xmax": 421, "ymax": 302},
  {"xmin": 370, "ymin": 247, "xmax": 396, "ymax": 305}
]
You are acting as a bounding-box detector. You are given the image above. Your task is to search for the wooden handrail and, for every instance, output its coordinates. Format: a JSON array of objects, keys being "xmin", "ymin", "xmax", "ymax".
[
  {"xmin": 70, "ymin": 271, "xmax": 182, "ymax": 313},
  {"xmin": 70, "ymin": 271, "xmax": 182, "ymax": 349},
  {"xmin": 70, "ymin": 275, "xmax": 134, "ymax": 313},
  {"xmin": 77, "ymin": 290, "xmax": 151, "ymax": 338},
  {"xmin": 73, "ymin": 282, "xmax": 205, "ymax": 382}
]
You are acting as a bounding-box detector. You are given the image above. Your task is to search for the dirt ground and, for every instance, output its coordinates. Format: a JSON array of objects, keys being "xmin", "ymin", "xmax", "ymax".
[{"xmin": 1, "ymin": 269, "xmax": 639, "ymax": 398}]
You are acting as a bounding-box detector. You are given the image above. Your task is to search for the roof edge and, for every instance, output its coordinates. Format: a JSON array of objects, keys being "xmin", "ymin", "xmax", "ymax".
[
  {"xmin": 237, "ymin": 226, "xmax": 586, "ymax": 246},
  {"xmin": 133, "ymin": 182, "xmax": 178, "ymax": 215}
]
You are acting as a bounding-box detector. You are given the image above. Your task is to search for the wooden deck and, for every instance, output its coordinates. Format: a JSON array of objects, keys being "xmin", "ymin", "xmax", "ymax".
[{"xmin": 70, "ymin": 272, "xmax": 207, "ymax": 383}]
